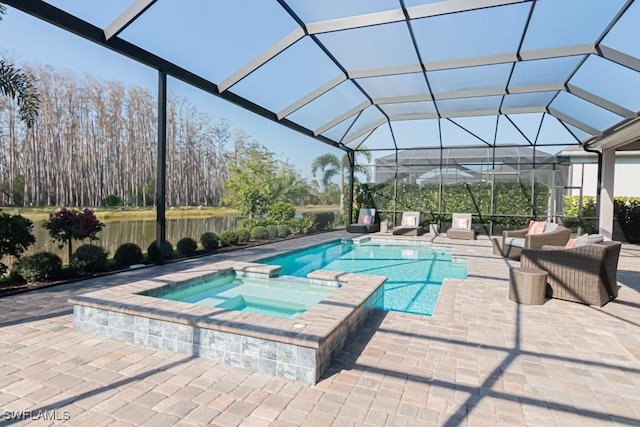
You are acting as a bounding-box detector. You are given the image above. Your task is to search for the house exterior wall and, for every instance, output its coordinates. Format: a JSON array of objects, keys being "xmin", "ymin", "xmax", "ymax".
[{"xmin": 568, "ymin": 155, "xmax": 640, "ymax": 198}]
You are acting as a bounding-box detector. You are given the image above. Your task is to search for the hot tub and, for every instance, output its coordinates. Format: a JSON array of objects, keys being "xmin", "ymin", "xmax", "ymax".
[{"xmin": 70, "ymin": 261, "xmax": 385, "ymax": 384}]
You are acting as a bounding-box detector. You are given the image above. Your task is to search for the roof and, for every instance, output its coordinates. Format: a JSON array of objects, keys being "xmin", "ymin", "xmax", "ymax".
[{"xmin": 7, "ymin": 0, "xmax": 640, "ymax": 153}]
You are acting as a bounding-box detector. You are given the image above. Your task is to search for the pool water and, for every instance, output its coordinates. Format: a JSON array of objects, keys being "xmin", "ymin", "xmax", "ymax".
[
  {"xmin": 158, "ymin": 274, "xmax": 337, "ymax": 318},
  {"xmin": 260, "ymin": 240, "xmax": 467, "ymax": 316}
]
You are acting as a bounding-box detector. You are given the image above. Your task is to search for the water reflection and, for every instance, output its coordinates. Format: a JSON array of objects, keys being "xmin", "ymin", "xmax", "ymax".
[{"xmin": 27, "ymin": 215, "xmax": 239, "ymax": 263}]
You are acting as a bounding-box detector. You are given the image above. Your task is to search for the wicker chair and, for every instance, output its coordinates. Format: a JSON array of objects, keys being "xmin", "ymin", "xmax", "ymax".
[
  {"xmin": 501, "ymin": 225, "xmax": 571, "ymax": 259},
  {"xmin": 520, "ymin": 241, "xmax": 622, "ymax": 306}
]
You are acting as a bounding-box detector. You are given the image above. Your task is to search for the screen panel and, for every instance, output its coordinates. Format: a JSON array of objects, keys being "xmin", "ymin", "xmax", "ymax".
[
  {"xmin": 316, "ymin": 22, "xmax": 419, "ymax": 72},
  {"xmin": 522, "ymin": 0, "xmax": 627, "ymax": 52},
  {"xmin": 120, "ymin": 0, "xmax": 299, "ymax": 84},
  {"xmin": 413, "ymin": 3, "xmax": 530, "ymax": 63},
  {"xmin": 232, "ymin": 37, "xmax": 343, "ymax": 112}
]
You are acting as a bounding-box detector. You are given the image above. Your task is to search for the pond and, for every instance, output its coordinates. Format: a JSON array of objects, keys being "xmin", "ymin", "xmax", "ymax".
[{"xmin": 24, "ymin": 214, "xmax": 240, "ymax": 264}]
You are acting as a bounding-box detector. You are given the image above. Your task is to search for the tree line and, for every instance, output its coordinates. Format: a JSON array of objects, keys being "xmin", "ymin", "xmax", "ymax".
[{"xmin": 0, "ymin": 64, "xmax": 254, "ymax": 207}]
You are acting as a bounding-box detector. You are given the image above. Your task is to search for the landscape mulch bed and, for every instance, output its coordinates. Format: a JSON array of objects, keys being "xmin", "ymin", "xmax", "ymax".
[{"xmin": 0, "ymin": 232, "xmax": 331, "ymax": 298}]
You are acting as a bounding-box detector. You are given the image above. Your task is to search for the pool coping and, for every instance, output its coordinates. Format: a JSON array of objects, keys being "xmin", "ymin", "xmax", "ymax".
[{"xmin": 69, "ymin": 260, "xmax": 386, "ymax": 383}]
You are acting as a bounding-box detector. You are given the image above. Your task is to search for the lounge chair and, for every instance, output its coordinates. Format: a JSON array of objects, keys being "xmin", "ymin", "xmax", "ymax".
[
  {"xmin": 520, "ymin": 240, "xmax": 621, "ymax": 306},
  {"xmin": 347, "ymin": 208, "xmax": 380, "ymax": 233},
  {"xmin": 501, "ymin": 221, "xmax": 570, "ymax": 259},
  {"xmin": 446, "ymin": 213, "xmax": 475, "ymax": 240},
  {"xmin": 392, "ymin": 211, "xmax": 424, "ymax": 236}
]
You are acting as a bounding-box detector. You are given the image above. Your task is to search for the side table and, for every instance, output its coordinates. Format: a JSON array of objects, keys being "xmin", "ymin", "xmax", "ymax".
[{"xmin": 509, "ymin": 267, "xmax": 548, "ymax": 305}]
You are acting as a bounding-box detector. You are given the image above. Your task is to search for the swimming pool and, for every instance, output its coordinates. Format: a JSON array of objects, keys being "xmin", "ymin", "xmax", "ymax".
[
  {"xmin": 260, "ymin": 239, "xmax": 467, "ymax": 316},
  {"xmin": 154, "ymin": 274, "xmax": 337, "ymax": 319}
]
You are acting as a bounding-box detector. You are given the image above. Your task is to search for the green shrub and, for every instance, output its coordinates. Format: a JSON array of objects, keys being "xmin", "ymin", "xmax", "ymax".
[
  {"xmin": 200, "ymin": 232, "xmax": 219, "ymax": 250},
  {"xmin": 286, "ymin": 218, "xmax": 304, "ymax": 235},
  {"xmin": 147, "ymin": 241, "xmax": 174, "ymax": 262},
  {"xmin": 300, "ymin": 214, "xmax": 318, "ymax": 234},
  {"xmin": 615, "ymin": 198, "xmax": 640, "ymax": 243},
  {"xmin": 70, "ymin": 244, "xmax": 109, "ymax": 274},
  {"xmin": 276, "ymin": 225, "xmax": 290, "ymax": 238},
  {"xmin": 236, "ymin": 228, "xmax": 251, "ymax": 243},
  {"xmin": 114, "ymin": 243, "xmax": 143, "ymax": 267},
  {"xmin": 219, "ymin": 230, "xmax": 238, "ymax": 247},
  {"xmin": 14, "ymin": 252, "xmax": 62, "ymax": 282},
  {"xmin": 237, "ymin": 218, "xmax": 273, "ymax": 230},
  {"xmin": 312, "ymin": 211, "xmax": 335, "ymax": 231},
  {"xmin": 346, "ymin": 181, "xmax": 550, "ymax": 229},
  {"xmin": 563, "ymin": 195, "xmax": 640, "ymax": 241},
  {"xmin": 0, "ymin": 212, "xmax": 36, "ymax": 276},
  {"xmin": 250, "ymin": 226, "xmax": 269, "ymax": 240},
  {"xmin": 176, "ymin": 237, "xmax": 198, "ymax": 255},
  {"xmin": 103, "ymin": 194, "xmax": 122, "ymax": 207},
  {"xmin": 268, "ymin": 201, "xmax": 296, "ymax": 224},
  {"xmin": 562, "ymin": 195, "xmax": 598, "ymax": 234},
  {"xmin": 266, "ymin": 225, "xmax": 279, "ymax": 239}
]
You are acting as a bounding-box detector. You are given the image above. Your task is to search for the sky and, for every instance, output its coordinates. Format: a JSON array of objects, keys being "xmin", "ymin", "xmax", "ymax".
[
  {"xmin": 1, "ymin": 0, "xmax": 639, "ymax": 178},
  {"xmin": 0, "ymin": 4, "xmax": 343, "ymax": 180}
]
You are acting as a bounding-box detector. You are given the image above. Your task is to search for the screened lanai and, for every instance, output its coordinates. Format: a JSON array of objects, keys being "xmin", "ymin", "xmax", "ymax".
[{"xmin": 6, "ymin": 0, "xmax": 640, "ymax": 240}]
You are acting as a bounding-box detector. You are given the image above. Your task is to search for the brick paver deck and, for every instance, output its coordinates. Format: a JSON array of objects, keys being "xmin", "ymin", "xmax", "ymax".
[{"xmin": 1, "ymin": 232, "xmax": 639, "ymax": 426}]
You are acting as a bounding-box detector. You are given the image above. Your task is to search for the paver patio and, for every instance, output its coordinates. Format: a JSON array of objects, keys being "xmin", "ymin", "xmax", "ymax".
[{"xmin": 1, "ymin": 231, "xmax": 639, "ymax": 426}]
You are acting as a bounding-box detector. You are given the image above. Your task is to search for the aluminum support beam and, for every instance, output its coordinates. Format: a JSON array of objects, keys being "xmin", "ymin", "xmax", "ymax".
[
  {"xmin": 302, "ymin": 0, "xmax": 534, "ymax": 35},
  {"xmin": 372, "ymin": 83, "xmax": 562, "ymax": 104},
  {"xmin": 155, "ymin": 70, "xmax": 167, "ymax": 264},
  {"xmin": 387, "ymin": 113, "xmax": 439, "ymax": 121},
  {"xmin": 566, "ymin": 84, "xmax": 634, "ymax": 118},
  {"xmin": 342, "ymin": 118, "xmax": 387, "ymax": 145},
  {"xmin": 520, "ymin": 44, "xmax": 596, "ymax": 61},
  {"xmin": 598, "ymin": 45, "xmax": 640, "ymax": 73},
  {"xmin": 218, "ymin": 27, "xmax": 305, "ymax": 92},
  {"xmin": 385, "ymin": 105, "xmax": 547, "ymax": 121},
  {"xmin": 547, "ymin": 107, "xmax": 600, "ymax": 136},
  {"xmin": 348, "ymin": 64, "xmax": 423, "ymax": 79},
  {"xmin": 348, "ymin": 130, "xmax": 375, "ymax": 151},
  {"xmin": 408, "ymin": 0, "xmax": 530, "ymax": 19},
  {"xmin": 277, "ymin": 75, "xmax": 345, "ymax": 119},
  {"xmin": 104, "ymin": 0, "xmax": 156, "ymax": 40},
  {"xmin": 314, "ymin": 101, "xmax": 371, "ymax": 136},
  {"xmin": 307, "ymin": 9, "xmax": 405, "ymax": 34},
  {"xmin": 424, "ymin": 53, "xmax": 517, "ymax": 71}
]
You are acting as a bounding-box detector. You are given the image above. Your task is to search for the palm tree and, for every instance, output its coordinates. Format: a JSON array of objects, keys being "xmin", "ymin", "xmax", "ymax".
[
  {"xmin": 311, "ymin": 154, "xmax": 340, "ymax": 199},
  {"xmin": 269, "ymin": 164, "xmax": 312, "ymax": 205},
  {"xmin": 0, "ymin": 5, "xmax": 40, "ymax": 128},
  {"xmin": 311, "ymin": 149, "xmax": 373, "ymax": 211}
]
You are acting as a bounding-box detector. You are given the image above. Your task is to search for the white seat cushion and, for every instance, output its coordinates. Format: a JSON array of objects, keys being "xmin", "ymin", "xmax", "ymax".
[{"xmin": 505, "ymin": 237, "xmax": 525, "ymax": 248}]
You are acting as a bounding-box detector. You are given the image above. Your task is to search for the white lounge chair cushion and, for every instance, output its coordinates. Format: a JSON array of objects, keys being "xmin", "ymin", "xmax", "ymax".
[
  {"xmin": 402, "ymin": 216, "xmax": 417, "ymax": 227},
  {"xmin": 575, "ymin": 234, "xmax": 604, "ymax": 247},
  {"xmin": 453, "ymin": 217, "xmax": 469, "ymax": 230},
  {"xmin": 358, "ymin": 214, "xmax": 373, "ymax": 225},
  {"xmin": 505, "ymin": 237, "xmax": 526, "ymax": 248},
  {"xmin": 544, "ymin": 222, "xmax": 559, "ymax": 232}
]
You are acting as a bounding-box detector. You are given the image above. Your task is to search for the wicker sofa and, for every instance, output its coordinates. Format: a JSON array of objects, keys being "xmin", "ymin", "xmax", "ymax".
[
  {"xmin": 520, "ymin": 241, "xmax": 622, "ymax": 306},
  {"xmin": 501, "ymin": 223, "xmax": 571, "ymax": 259}
]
